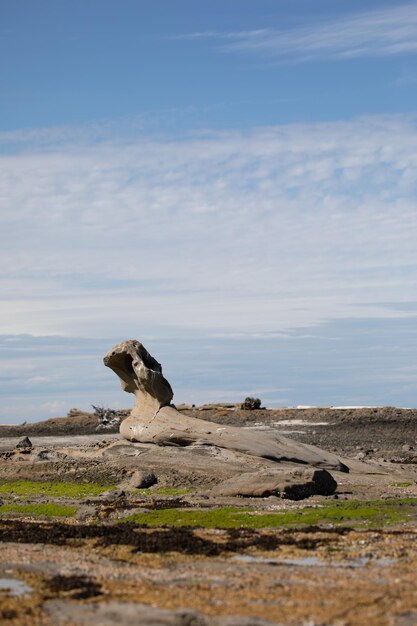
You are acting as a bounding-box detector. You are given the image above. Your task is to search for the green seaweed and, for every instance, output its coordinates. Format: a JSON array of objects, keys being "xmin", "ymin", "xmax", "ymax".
[
  {"xmin": 0, "ymin": 503, "xmax": 78, "ymax": 517},
  {"xmin": 391, "ymin": 482, "xmax": 414, "ymax": 488},
  {"xmin": 135, "ymin": 487, "xmax": 192, "ymax": 497},
  {"xmin": 120, "ymin": 498, "xmax": 417, "ymax": 529},
  {"xmin": 0, "ymin": 480, "xmax": 113, "ymax": 498}
]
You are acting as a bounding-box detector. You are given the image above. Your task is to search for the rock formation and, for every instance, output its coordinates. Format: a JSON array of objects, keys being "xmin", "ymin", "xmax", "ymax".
[{"xmin": 103, "ymin": 340, "xmax": 349, "ymax": 474}]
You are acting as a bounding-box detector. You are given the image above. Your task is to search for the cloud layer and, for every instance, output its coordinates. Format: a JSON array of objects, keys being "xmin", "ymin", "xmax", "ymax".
[
  {"xmin": 1, "ymin": 114, "xmax": 417, "ymax": 339},
  {"xmin": 2, "ymin": 113, "xmax": 417, "ymax": 421},
  {"xmin": 180, "ymin": 3, "xmax": 417, "ymax": 62}
]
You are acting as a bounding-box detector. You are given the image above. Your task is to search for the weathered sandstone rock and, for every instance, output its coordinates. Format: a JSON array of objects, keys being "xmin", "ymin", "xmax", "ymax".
[
  {"xmin": 212, "ymin": 468, "xmax": 337, "ymax": 499},
  {"xmin": 104, "ymin": 340, "xmax": 349, "ymax": 473}
]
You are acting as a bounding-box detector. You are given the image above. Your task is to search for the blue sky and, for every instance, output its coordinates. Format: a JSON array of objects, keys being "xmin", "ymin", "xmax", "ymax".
[
  {"xmin": 1, "ymin": 1, "xmax": 417, "ymax": 422},
  {"xmin": 2, "ymin": 1, "xmax": 417, "ymax": 129}
]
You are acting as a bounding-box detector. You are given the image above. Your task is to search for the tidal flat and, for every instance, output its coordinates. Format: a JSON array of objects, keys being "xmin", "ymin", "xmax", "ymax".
[{"xmin": 0, "ymin": 405, "xmax": 416, "ymax": 625}]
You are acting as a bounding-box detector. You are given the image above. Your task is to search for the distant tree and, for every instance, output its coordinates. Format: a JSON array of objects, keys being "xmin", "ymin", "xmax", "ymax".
[{"xmin": 241, "ymin": 397, "xmax": 262, "ymax": 410}]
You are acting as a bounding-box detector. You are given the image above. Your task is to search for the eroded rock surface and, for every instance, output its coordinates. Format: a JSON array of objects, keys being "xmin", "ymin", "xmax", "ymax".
[
  {"xmin": 104, "ymin": 340, "xmax": 348, "ymax": 475},
  {"xmin": 46, "ymin": 600, "xmax": 277, "ymax": 626},
  {"xmin": 212, "ymin": 468, "xmax": 337, "ymax": 499}
]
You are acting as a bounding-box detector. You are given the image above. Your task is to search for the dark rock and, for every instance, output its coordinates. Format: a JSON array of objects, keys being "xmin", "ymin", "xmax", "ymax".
[
  {"xmin": 15, "ymin": 436, "xmax": 32, "ymax": 449},
  {"xmin": 123, "ymin": 470, "xmax": 157, "ymax": 490},
  {"xmin": 36, "ymin": 450, "xmax": 50, "ymax": 460}
]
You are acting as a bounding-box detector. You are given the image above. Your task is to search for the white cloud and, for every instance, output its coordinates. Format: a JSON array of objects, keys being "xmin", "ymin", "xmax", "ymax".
[
  {"xmin": 178, "ymin": 3, "xmax": 417, "ymax": 62},
  {"xmin": 1, "ymin": 114, "xmax": 417, "ymax": 338}
]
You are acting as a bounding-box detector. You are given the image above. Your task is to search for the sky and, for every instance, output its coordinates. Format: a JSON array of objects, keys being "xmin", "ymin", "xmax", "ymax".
[{"xmin": 1, "ymin": 0, "xmax": 417, "ymax": 422}]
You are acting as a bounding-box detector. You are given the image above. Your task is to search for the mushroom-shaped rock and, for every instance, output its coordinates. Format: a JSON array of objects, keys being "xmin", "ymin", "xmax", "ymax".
[
  {"xmin": 104, "ymin": 340, "xmax": 349, "ymax": 473},
  {"xmin": 103, "ymin": 340, "xmax": 173, "ymax": 420}
]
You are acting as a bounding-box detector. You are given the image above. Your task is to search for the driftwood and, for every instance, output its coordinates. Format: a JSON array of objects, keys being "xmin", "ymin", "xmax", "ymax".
[{"xmin": 103, "ymin": 340, "xmax": 349, "ymax": 473}]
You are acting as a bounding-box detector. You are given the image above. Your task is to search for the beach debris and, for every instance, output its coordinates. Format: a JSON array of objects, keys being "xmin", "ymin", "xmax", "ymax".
[{"xmin": 91, "ymin": 405, "xmax": 128, "ymax": 430}]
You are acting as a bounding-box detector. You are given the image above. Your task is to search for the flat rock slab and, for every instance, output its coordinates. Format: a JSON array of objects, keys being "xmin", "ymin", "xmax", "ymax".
[
  {"xmin": 0, "ymin": 434, "xmax": 121, "ymax": 452},
  {"xmin": 46, "ymin": 600, "xmax": 278, "ymax": 626},
  {"xmin": 1, "ymin": 437, "xmax": 415, "ymax": 502}
]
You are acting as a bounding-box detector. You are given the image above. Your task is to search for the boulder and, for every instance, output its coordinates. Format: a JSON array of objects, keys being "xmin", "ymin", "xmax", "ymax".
[
  {"xmin": 212, "ymin": 468, "xmax": 337, "ymax": 499},
  {"xmin": 15, "ymin": 436, "xmax": 33, "ymax": 449},
  {"xmin": 120, "ymin": 470, "xmax": 157, "ymax": 490}
]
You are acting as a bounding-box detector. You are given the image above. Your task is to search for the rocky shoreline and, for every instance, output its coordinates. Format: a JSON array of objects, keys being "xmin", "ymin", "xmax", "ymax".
[
  {"xmin": 2, "ymin": 404, "xmax": 416, "ymax": 462},
  {"xmin": 0, "ymin": 405, "xmax": 416, "ymax": 625}
]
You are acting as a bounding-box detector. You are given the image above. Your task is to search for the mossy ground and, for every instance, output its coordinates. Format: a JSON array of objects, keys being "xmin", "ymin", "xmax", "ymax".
[
  {"xmin": 391, "ymin": 481, "xmax": 414, "ymax": 488},
  {"xmin": 0, "ymin": 480, "xmax": 416, "ymax": 528},
  {"xmin": 0, "ymin": 503, "xmax": 77, "ymax": 517},
  {"xmin": 0, "ymin": 480, "xmax": 113, "ymax": 498},
  {"xmin": 135, "ymin": 487, "xmax": 192, "ymax": 497},
  {"xmin": 120, "ymin": 498, "xmax": 417, "ymax": 529}
]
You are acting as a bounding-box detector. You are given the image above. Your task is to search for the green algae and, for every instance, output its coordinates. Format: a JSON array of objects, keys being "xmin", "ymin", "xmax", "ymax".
[
  {"xmin": 0, "ymin": 503, "xmax": 77, "ymax": 517},
  {"xmin": 391, "ymin": 482, "xmax": 414, "ymax": 488},
  {"xmin": 0, "ymin": 480, "xmax": 113, "ymax": 498},
  {"xmin": 120, "ymin": 498, "xmax": 417, "ymax": 529},
  {"xmin": 135, "ymin": 487, "xmax": 192, "ymax": 497}
]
